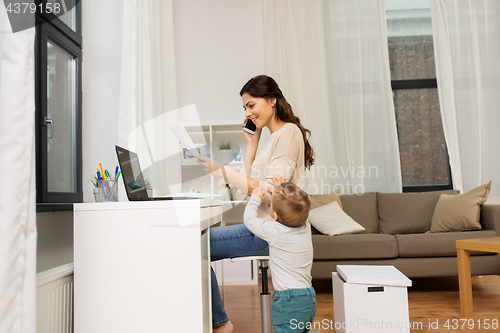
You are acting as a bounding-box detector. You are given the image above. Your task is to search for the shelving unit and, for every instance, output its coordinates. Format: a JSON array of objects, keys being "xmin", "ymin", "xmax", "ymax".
[
  {"xmin": 180, "ymin": 123, "xmax": 247, "ymax": 196},
  {"xmin": 180, "ymin": 123, "xmax": 260, "ymax": 286}
]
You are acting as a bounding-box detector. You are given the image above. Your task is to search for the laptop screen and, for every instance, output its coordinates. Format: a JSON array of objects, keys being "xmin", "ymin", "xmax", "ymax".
[{"xmin": 115, "ymin": 145, "xmax": 149, "ymax": 200}]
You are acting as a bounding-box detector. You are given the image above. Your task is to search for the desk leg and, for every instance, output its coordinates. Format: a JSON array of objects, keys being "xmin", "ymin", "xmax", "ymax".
[{"xmin": 457, "ymin": 248, "xmax": 473, "ymax": 316}]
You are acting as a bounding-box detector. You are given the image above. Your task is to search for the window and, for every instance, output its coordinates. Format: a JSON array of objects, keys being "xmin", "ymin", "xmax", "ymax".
[
  {"xmin": 386, "ymin": 0, "xmax": 452, "ymax": 192},
  {"xmin": 35, "ymin": 0, "xmax": 82, "ymax": 207}
]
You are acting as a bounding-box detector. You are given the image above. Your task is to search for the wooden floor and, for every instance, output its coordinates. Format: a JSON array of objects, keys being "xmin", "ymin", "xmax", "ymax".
[{"xmin": 223, "ymin": 275, "xmax": 500, "ymax": 332}]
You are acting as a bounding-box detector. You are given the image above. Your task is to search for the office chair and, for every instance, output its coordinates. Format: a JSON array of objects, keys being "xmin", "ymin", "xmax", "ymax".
[{"xmin": 230, "ymin": 256, "xmax": 272, "ymax": 333}]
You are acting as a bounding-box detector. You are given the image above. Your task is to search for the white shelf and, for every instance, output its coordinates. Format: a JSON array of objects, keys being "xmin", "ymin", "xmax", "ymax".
[
  {"xmin": 221, "ymin": 200, "xmax": 247, "ymax": 204},
  {"xmin": 215, "ymin": 130, "xmax": 243, "ymax": 134},
  {"xmin": 177, "ymin": 124, "xmax": 255, "ymax": 287},
  {"xmin": 181, "ymin": 160, "xmax": 200, "ymax": 166},
  {"xmin": 180, "ymin": 161, "xmax": 242, "ymax": 167}
]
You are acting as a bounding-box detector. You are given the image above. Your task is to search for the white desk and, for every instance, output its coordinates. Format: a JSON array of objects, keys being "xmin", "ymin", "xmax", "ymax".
[{"xmin": 74, "ymin": 200, "xmax": 222, "ymax": 333}]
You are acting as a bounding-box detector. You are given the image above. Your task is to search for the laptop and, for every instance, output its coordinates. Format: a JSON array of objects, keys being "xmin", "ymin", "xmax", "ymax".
[{"xmin": 115, "ymin": 145, "xmax": 192, "ymax": 201}]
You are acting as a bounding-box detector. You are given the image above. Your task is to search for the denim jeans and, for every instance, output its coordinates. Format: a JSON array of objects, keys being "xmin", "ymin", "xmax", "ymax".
[
  {"xmin": 272, "ymin": 287, "xmax": 316, "ymax": 333},
  {"xmin": 210, "ymin": 224, "xmax": 269, "ymax": 326}
]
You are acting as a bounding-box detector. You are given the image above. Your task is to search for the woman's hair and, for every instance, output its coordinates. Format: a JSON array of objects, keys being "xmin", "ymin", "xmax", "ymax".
[
  {"xmin": 240, "ymin": 75, "xmax": 314, "ymax": 169},
  {"xmin": 272, "ymin": 182, "xmax": 310, "ymax": 228}
]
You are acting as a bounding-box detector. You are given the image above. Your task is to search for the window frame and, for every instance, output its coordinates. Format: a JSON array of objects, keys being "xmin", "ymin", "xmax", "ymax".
[
  {"xmin": 40, "ymin": 0, "xmax": 82, "ymax": 45},
  {"xmin": 35, "ymin": 1, "xmax": 83, "ymax": 207}
]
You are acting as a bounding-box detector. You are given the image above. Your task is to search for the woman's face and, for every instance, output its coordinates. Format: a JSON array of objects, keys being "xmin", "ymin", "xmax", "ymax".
[{"xmin": 242, "ymin": 93, "xmax": 276, "ymax": 130}]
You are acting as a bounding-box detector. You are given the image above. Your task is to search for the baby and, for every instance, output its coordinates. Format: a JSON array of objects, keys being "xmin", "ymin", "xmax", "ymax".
[{"xmin": 244, "ymin": 176, "xmax": 316, "ymax": 333}]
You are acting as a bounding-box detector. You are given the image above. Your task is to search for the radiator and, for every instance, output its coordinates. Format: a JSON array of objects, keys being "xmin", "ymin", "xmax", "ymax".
[{"xmin": 37, "ymin": 263, "xmax": 74, "ymax": 333}]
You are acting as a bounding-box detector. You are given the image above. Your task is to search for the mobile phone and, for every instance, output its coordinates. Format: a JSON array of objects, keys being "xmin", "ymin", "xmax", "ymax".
[{"xmin": 243, "ymin": 118, "xmax": 257, "ymax": 135}]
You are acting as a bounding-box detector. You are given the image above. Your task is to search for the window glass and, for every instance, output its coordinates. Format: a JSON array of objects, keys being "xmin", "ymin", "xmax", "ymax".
[
  {"xmin": 387, "ymin": 0, "xmax": 436, "ymax": 80},
  {"xmin": 46, "ymin": 40, "xmax": 77, "ymax": 193},
  {"xmin": 393, "ymin": 88, "xmax": 449, "ymax": 186},
  {"xmin": 388, "ymin": 35, "xmax": 436, "ymax": 80},
  {"xmin": 386, "ymin": 0, "xmax": 451, "ymax": 189}
]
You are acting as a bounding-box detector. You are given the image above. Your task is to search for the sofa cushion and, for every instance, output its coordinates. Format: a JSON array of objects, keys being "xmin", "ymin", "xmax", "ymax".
[
  {"xmin": 312, "ymin": 234, "xmax": 398, "ymax": 260},
  {"xmin": 340, "ymin": 192, "xmax": 378, "ymax": 233},
  {"xmin": 378, "ymin": 190, "xmax": 460, "ymax": 235},
  {"xmin": 396, "ymin": 230, "xmax": 498, "ymax": 257},
  {"xmin": 429, "ymin": 182, "xmax": 492, "ymax": 233},
  {"xmin": 309, "ymin": 191, "xmax": 343, "ymax": 210},
  {"xmin": 308, "ymin": 202, "xmax": 365, "ymax": 236}
]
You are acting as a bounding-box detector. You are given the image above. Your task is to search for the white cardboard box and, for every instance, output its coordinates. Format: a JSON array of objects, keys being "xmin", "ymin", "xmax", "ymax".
[{"xmin": 332, "ymin": 265, "xmax": 412, "ymax": 333}]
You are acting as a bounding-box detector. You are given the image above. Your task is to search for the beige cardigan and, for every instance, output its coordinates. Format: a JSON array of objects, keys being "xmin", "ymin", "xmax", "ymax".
[{"xmin": 240, "ymin": 123, "xmax": 305, "ymax": 221}]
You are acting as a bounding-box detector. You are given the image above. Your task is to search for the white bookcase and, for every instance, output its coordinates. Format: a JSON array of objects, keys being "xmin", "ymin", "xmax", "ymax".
[
  {"xmin": 180, "ymin": 123, "xmax": 259, "ymax": 285},
  {"xmin": 180, "ymin": 123, "xmax": 247, "ymax": 196}
]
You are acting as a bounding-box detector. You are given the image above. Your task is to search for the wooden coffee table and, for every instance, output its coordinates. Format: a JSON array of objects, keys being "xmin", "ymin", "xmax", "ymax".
[{"xmin": 456, "ymin": 237, "xmax": 500, "ymax": 316}]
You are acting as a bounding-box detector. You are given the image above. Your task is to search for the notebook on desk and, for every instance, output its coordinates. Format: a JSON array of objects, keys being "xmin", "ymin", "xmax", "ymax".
[{"xmin": 115, "ymin": 145, "xmax": 221, "ymax": 201}]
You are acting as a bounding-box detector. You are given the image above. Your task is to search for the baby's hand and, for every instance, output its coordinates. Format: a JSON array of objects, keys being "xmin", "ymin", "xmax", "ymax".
[{"xmin": 252, "ymin": 187, "xmax": 266, "ymax": 201}]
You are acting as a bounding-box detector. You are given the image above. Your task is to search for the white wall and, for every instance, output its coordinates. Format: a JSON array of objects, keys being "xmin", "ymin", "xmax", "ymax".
[
  {"xmin": 37, "ymin": 0, "xmax": 266, "ymax": 273},
  {"xmin": 37, "ymin": 212, "xmax": 74, "ymax": 273},
  {"xmin": 81, "ymin": 0, "xmax": 124, "ymax": 203},
  {"xmin": 173, "ymin": 0, "xmax": 266, "ymax": 194},
  {"xmin": 173, "ymin": 0, "xmax": 266, "ymax": 125},
  {"xmin": 80, "ymin": 0, "xmax": 266, "ymax": 202}
]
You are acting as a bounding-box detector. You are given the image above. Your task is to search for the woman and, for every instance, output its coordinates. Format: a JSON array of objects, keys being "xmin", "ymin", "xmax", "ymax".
[{"xmin": 196, "ymin": 75, "xmax": 314, "ymax": 333}]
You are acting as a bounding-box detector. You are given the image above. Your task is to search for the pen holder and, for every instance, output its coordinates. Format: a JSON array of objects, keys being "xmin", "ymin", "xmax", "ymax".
[{"xmin": 98, "ymin": 180, "xmax": 118, "ymax": 202}]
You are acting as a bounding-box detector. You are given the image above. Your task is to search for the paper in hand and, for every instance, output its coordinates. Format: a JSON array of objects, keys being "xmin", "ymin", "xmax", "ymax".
[{"xmin": 170, "ymin": 123, "xmax": 200, "ymax": 154}]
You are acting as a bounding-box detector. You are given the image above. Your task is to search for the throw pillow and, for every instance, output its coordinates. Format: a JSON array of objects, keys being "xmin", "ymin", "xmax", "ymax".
[
  {"xmin": 429, "ymin": 182, "xmax": 492, "ymax": 233},
  {"xmin": 378, "ymin": 190, "xmax": 460, "ymax": 234},
  {"xmin": 308, "ymin": 201, "xmax": 365, "ymax": 236},
  {"xmin": 339, "ymin": 192, "xmax": 379, "ymax": 233},
  {"xmin": 309, "ymin": 191, "xmax": 343, "ymax": 210}
]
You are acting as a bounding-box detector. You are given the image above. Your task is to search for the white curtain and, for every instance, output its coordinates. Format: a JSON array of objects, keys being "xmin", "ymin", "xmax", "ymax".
[
  {"xmin": 264, "ymin": 0, "xmax": 401, "ymax": 195},
  {"xmin": 118, "ymin": 0, "xmax": 181, "ymax": 195},
  {"xmin": 0, "ymin": 6, "xmax": 37, "ymax": 333},
  {"xmin": 431, "ymin": 0, "xmax": 500, "ymax": 196}
]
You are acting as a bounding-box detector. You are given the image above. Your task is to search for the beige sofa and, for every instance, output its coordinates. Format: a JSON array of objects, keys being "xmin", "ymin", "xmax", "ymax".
[{"xmin": 310, "ymin": 191, "xmax": 500, "ymax": 279}]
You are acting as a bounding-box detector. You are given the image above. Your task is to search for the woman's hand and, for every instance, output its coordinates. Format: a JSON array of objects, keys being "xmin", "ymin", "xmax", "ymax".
[
  {"xmin": 272, "ymin": 176, "xmax": 288, "ymax": 187},
  {"xmin": 252, "ymin": 187, "xmax": 266, "ymax": 201},
  {"xmin": 242, "ymin": 118, "xmax": 262, "ymax": 145},
  {"xmin": 267, "ymin": 176, "xmax": 289, "ymax": 195},
  {"xmin": 196, "ymin": 155, "xmax": 224, "ymax": 177}
]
